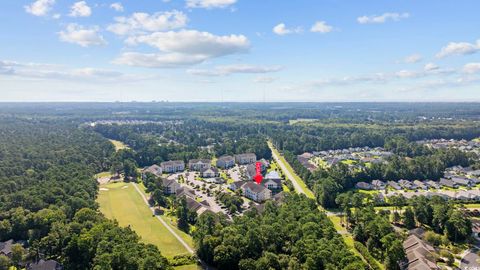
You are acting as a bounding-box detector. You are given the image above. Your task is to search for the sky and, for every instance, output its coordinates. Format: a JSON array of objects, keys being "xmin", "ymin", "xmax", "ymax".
[{"xmin": 1, "ymin": 0, "xmax": 480, "ymax": 102}]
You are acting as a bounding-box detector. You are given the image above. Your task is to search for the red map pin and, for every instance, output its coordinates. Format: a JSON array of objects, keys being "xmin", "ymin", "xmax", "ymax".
[{"xmin": 254, "ymin": 161, "xmax": 263, "ymax": 184}]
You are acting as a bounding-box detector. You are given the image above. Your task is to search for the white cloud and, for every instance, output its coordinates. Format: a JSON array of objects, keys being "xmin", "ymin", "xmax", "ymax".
[
  {"xmin": 403, "ymin": 54, "xmax": 422, "ymax": 64},
  {"xmin": 310, "ymin": 21, "xmax": 333, "ymax": 33},
  {"xmin": 59, "ymin": 24, "xmax": 107, "ymax": 47},
  {"xmin": 436, "ymin": 39, "xmax": 480, "ymax": 58},
  {"xmin": 115, "ymin": 30, "xmax": 249, "ymax": 68},
  {"xmin": 0, "ymin": 60, "xmax": 149, "ymax": 82},
  {"xmin": 127, "ymin": 30, "xmax": 249, "ymax": 57},
  {"xmin": 52, "ymin": 13, "xmax": 61, "ymax": 19},
  {"xmin": 110, "ymin": 2, "xmax": 124, "ymax": 12},
  {"xmin": 424, "ymin": 63, "xmax": 439, "ymax": 71},
  {"xmin": 187, "ymin": 64, "xmax": 283, "ymax": 76},
  {"xmin": 463, "ymin": 63, "xmax": 480, "ymax": 74},
  {"xmin": 273, "ymin": 23, "xmax": 302, "ymax": 35},
  {"xmin": 396, "ymin": 70, "xmax": 421, "ymax": 79},
  {"xmin": 254, "ymin": 76, "xmax": 275, "ymax": 83},
  {"xmin": 186, "ymin": 0, "xmax": 236, "ymax": 9},
  {"xmin": 357, "ymin": 12, "xmax": 409, "ymax": 24},
  {"xmin": 69, "ymin": 1, "xmax": 92, "ymax": 17},
  {"xmin": 113, "ymin": 52, "xmax": 209, "ymax": 68},
  {"xmin": 107, "ymin": 11, "xmax": 187, "ymax": 36},
  {"xmin": 24, "ymin": 0, "xmax": 55, "ymax": 17}
]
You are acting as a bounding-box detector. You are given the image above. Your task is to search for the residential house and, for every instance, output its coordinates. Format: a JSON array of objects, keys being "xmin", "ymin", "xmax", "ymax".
[
  {"xmin": 241, "ymin": 182, "xmax": 272, "ymax": 202},
  {"xmin": 185, "ymin": 196, "xmax": 210, "ymax": 215},
  {"xmin": 261, "ymin": 178, "xmax": 282, "ymax": 191},
  {"xmin": 468, "ymin": 170, "xmax": 480, "ymax": 177},
  {"xmin": 402, "ymin": 234, "xmax": 439, "ymax": 270},
  {"xmin": 265, "ymin": 171, "xmax": 282, "ymax": 180},
  {"xmin": 229, "ymin": 181, "xmax": 247, "ymax": 191},
  {"xmin": 216, "ymin": 155, "xmax": 235, "ymax": 169},
  {"xmin": 141, "ymin": 164, "xmax": 163, "ymax": 179},
  {"xmin": 298, "ymin": 153, "xmax": 317, "ymax": 171},
  {"xmin": 188, "ymin": 159, "xmax": 211, "ymax": 171},
  {"xmin": 371, "ymin": 180, "xmax": 386, "ymax": 190},
  {"xmin": 175, "ymin": 187, "xmax": 211, "ymax": 214},
  {"xmin": 426, "ymin": 181, "xmax": 440, "ymax": 189},
  {"xmin": 160, "ymin": 160, "xmax": 185, "ymax": 173},
  {"xmin": 161, "ymin": 178, "xmax": 180, "ymax": 195},
  {"xmin": 413, "ymin": 180, "xmax": 428, "ymax": 190},
  {"xmin": 355, "ymin": 182, "xmax": 373, "ymax": 190},
  {"xmin": 27, "ymin": 260, "xmax": 63, "ymax": 270},
  {"xmin": 399, "ymin": 180, "xmax": 415, "ymax": 189},
  {"xmin": 451, "ymin": 177, "xmax": 473, "ymax": 187},
  {"xmin": 439, "ymin": 178, "xmax": 457, "ymax": 188},
  {"xmin": 0, "ymin": 239, "xmax": 14, "ymax": 257},
  {"xmin": 200, "ymin": 166, "xmax": 219, "ymax": 178},
  {"xmin": 388, "ymin": 181, "xmax": 402, "ymax": 190},
  {"xmin": 176, "ymin": 187, "xmax": 196, "ymax": 198},
  {"xmin": 234, "ymin": 153, "xmax": 257, "ymax": 165},
  {"xmin": 455, "ymin": 190, "xmax": 480, "ymax": 200}
]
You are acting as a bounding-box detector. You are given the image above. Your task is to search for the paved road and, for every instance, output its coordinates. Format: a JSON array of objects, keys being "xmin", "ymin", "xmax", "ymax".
[
  {"xmin": 270, "ymin": 145, "xmax": 306, "ymax": 195},
  {"xmin": 460, "ymin": 248, "xmax": 480, "ymax": 269},
  {"xmin": 131, "ymin": 182, "xmax": 195, "ymax": 254}
]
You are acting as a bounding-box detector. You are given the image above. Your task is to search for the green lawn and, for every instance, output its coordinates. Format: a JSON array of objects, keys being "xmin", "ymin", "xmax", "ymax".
[
  {"xmin": 95, "ymin": 171, "xmax": 112, "ymax": 178},
  {"xmin": 341, "ymin": 159, "xmax": 357, "ymax": 165},
  {"xmin": 109, "ymin": 139, "xmax": 129, "ymax": 151},
  {"xmin": 97, "ymin": 182, "xmax": 190, "ymax": 258}
]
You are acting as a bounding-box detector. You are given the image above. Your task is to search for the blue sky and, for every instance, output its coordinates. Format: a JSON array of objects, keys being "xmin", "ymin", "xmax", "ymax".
[{"xmin": 1, "ymin": 0, "xmax": 480, "ymax": 102}]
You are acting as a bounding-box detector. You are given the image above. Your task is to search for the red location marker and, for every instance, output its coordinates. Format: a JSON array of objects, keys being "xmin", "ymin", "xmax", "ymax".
[{"xmin": 254, "ymin": 161, "xmax": 263, "ymax": 184}]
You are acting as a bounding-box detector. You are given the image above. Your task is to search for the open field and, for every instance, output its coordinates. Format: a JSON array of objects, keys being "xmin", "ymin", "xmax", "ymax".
[
  {"xmin": 109, "ymin": 139, "xmax": 129, "ymax": 151},
  {"xmin": 135, "ymin": 182, "xmax": 195, "ymax": 248},
  {"xmin": 97, "ymin": 182, "xmax": 191, "ymax": 258}
]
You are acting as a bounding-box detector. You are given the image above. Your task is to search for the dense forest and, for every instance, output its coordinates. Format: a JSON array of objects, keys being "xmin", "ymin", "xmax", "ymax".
[
  {"xmin": 0, "ymin": 118, "xmax": 170, "ymax": 269},
  {"xmin": 193, "ymin": 194, "xmax": 367, "ymax": 270},
  {"xmin": 93, "ymin": 120, "xmax": 272, "ymax": 167}
]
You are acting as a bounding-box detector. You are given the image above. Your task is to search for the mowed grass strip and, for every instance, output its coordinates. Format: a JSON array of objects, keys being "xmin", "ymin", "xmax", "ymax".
[
  {"xmin": 268, "ymin": 141, "xmax": 315, "ymax": 199},
  {"xmin": 97, "ymin": 182, "xmax": 190, "ymax": 258}
]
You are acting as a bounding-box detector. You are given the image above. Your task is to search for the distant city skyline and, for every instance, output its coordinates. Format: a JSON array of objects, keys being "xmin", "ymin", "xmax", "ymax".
[{"xmin": 1, "ymin": 0, "xmax": 479, "ymax": 102}]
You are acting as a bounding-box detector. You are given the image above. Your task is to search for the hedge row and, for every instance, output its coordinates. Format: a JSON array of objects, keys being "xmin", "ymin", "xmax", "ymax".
[{"xmin": 354, "ymin": 241, "xmax": 383, "ymax": 270}]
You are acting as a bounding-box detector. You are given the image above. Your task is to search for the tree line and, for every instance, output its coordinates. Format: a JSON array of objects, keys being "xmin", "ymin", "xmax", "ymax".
[{"xmin": 0, "ymin": 118, "xmax": 170, "ymax": 269}]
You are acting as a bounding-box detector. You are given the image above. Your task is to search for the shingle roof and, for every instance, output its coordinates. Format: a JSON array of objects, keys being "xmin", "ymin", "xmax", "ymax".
[
  {"xmin": 189, "ymin": 159, "xmax": 211, "ymax": 164},
  {"xmin": 27, "ymin": 260, "xmax": 63, "ymax": 270},
  {"xmin": 242, "ymin": 181, "xmax": 269, "ymax": 194},
  {"xmin": 0, "ymin": 239, "xmax": 14, "ymax": 256},
  {"xmin": 218, "ymin": 155, "xmax": 234, "ymax": 162},
  {"xmin": 161, "ymin": 160, "xmax": 184, "ymax": 166}
]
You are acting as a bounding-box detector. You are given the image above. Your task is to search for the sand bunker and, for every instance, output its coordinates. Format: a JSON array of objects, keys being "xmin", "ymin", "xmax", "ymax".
[
  {"xmin": 122, "ymin": 185, "xmax": 128, "ymax": 189},
  {"xmin": 99, "ymin": 188, "xmax": 109, "ymax": 191}
]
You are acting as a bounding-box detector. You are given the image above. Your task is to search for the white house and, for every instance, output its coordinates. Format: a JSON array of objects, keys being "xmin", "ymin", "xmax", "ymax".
[
  {"xmin": 234, "ymin": 153, "xmax": 257, "ymax": 165},
  {"xmin": 160, "ymin": 160, "xmax": 185, "ymax": 173},
  {"xmin": 241, "ymin": 182, "xmax": 272, "ymax": 202},
  {"xmin": 188, "ymin": 159, "xmax": 211, "ymax": 171}
]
